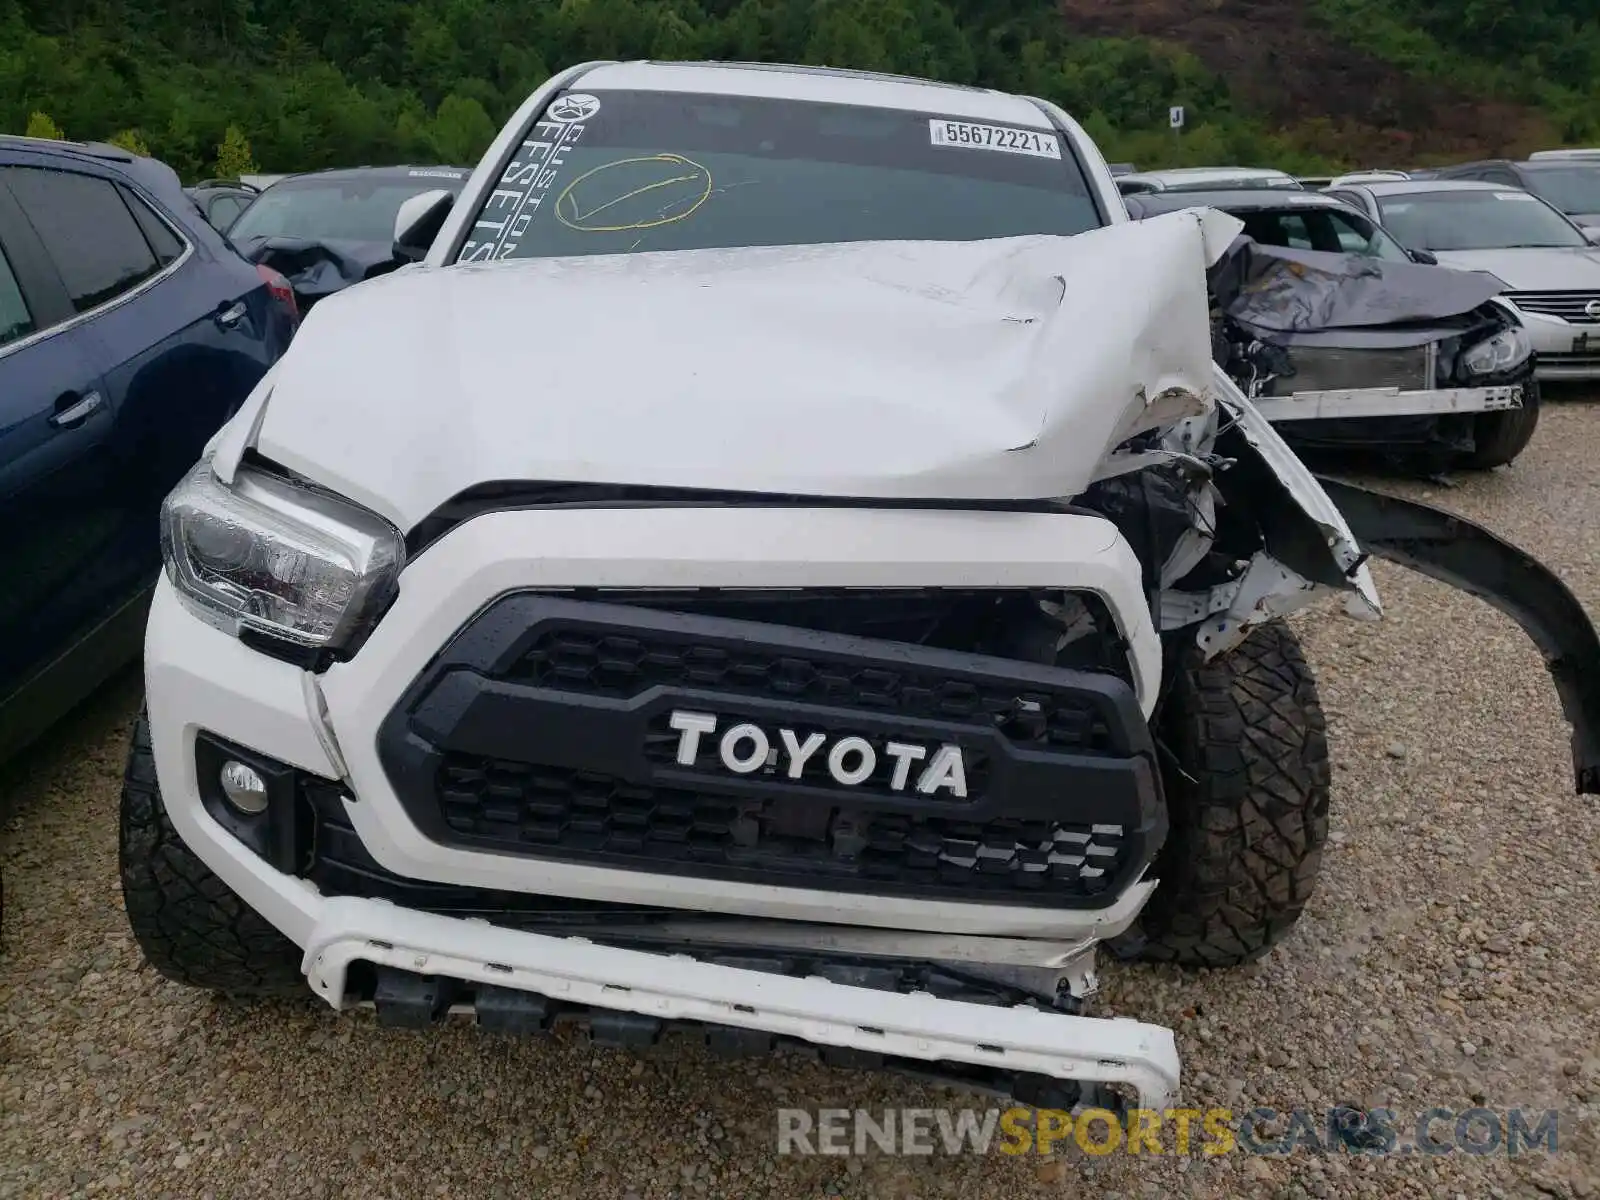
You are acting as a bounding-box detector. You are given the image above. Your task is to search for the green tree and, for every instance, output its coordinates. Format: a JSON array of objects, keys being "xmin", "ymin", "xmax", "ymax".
[
  {"xmin": 25, "ymin": 110, "xmax": 63, "ymax": 138},
  {"xmin": 428, "ymin": 93, "xmax": 494, "ymax": 163},
  {"xmin": 2, "ymin": 0, "xmax": 1597, "ymax": 176},
  {"xmin": 215, "ymin": 124, "xmax": 258, "ymax": 177},
  {"xmin": 108, "ymin": 127, "xmax": 150, "ymax": 155}
]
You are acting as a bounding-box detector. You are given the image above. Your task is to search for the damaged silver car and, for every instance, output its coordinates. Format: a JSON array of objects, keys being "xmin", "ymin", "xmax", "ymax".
[{"xmin": 1126, "ymin": 188, "xmax": 1540, "ymax": 468}]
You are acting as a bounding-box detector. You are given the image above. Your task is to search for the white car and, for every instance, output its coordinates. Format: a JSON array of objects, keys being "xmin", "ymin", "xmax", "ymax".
[
  {"xmin": 1328, "ymin": 178, "xmax": 1600, "ymax": 380},
  {"xmin": 1326, "ymin": 170, "xmax": 1410, "ymax": 186},
  {"xmin": 122, "ymin": 61, "xmax": 1600, "ymax": 1117},
  {"xmin": 1115, "ymin": 166, "xmax": 1300, "ymax": 197}
]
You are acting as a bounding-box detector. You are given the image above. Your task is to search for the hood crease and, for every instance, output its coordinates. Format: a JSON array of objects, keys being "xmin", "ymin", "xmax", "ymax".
[{"xmin": 252, "ymin": 212, "xmax": 1243, "ymax": 531}]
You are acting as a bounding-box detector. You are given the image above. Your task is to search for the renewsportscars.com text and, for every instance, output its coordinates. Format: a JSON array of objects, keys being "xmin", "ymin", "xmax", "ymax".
[{"xmin": 776, "ymin": 1106, "xmax": 1561, "ymax": 1158}]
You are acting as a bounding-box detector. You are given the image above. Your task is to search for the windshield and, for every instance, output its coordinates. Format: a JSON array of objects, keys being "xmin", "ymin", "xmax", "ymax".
[
  {"xmin": 228, "ymin": 173, "xmax": 465, "ymax": 243},
  {"xmin": 1376, "ymin": 190, "xmax": 1587, "ymax": 251},
  {"xmin": 1235, "ymin": 206, "xmax": 1413, "ymax": 262},
  {"xmin": 1525, "ymin": 164, "xmax": 1600, "ymax": 214},
  {"xmin": 457, "ymin": 89, "xmax": 1101, "ymax": 261}
]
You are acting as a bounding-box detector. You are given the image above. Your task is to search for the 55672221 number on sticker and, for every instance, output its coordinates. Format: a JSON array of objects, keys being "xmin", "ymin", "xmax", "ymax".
[{"xmin": 928, "ymin": 119, "xmax": 1061, "ymax": 160}]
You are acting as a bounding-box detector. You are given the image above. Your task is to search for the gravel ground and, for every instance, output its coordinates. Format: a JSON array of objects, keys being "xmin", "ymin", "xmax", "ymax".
[{"xmin": 3, "ymin": 400, "xmax": 1600, "ymax": 1199}]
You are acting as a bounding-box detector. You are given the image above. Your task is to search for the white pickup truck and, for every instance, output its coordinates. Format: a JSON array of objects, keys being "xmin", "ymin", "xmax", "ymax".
[{"xmin": 120, "ymin": 60, "xmax": 1600, "ymax": 1119}]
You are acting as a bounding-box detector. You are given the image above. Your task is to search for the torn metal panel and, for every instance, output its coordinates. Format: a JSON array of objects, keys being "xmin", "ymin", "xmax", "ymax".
[
  {"xmin": 1319, "ymin": 477, "xmax": 1600, "ymax": 795},
  {"xmin": 1212, "ymin": 370, "xmax": 1379, "ymax": 602}
]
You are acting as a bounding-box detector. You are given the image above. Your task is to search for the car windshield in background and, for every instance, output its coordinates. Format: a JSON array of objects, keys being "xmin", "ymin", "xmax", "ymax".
[
  {"xmin": 458, "ymin": 89, "xmax": 1100, "ymax": 261},
  {"xmin": 228, "ymin": 176, "xmax": 460, "ymax": 243},
  {"xmin": 1234, "ymin": 207, "xmax": 1413, "ymax": 262},
  {"xmin": 1525, "ymin": 164, "xmax": 1600, "ymax": 214},
  {"xmin": 1376, "ymin": 190, "xmax": 1588, "ymax": 251}
]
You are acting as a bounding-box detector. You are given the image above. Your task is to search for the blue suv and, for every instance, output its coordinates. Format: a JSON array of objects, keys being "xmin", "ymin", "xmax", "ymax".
[{"xmin": 0, "ymin": 136, "xmax": 297, "ymax": 760}]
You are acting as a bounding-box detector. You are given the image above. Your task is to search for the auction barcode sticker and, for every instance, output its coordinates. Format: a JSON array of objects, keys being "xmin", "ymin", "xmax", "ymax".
[{"xmin": 929, "ymin": 119, "xmax": 1061, "ymax": 159}]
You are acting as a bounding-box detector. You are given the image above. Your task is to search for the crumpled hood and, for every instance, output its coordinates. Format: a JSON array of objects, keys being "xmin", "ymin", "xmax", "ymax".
[
  {"xmin": 251, "ymin": 211, "xmax": 1242, "ymax": 531},
  {"xmin": 1433, "ymin": 246, "xmax": 1600, "ymax": 291},
  {"xmin": 1209, "ymin": 237, "xmax": 1507, "ymax": 347}
]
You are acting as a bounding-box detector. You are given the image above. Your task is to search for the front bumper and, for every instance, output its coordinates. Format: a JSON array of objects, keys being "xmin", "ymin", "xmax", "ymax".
[
  {"xmin": 306, "ymin": 896, "xmax": 1180, "ymax": 1109},
  {"xmin": 144, "ymin": 504, "xmax": 1181, "ymax": 1107},
  {"xmin": 1512, "ymin": 310, "xmax": 1600, "ymax": 380},
  {"xmin": 1251, "ymin": 383, "xmax": 1522, "ymax": 421}
]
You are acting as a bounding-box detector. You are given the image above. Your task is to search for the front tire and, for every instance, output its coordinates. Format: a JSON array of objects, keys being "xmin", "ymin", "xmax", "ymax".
[
  {"xmin": 120, "ymin": 713, "xmax": 304, "ymax": 996},
  {"xmin": 1128, "ymin": 621, "xmax": 1332, "ymax": 969},
  {"xmin": 1462, "ymin": 380, "xmax": 1540, "ymax": 469}
]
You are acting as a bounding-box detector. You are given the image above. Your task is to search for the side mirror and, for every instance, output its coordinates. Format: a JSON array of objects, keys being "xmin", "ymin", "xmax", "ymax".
[
  {"xmin": 1583, "ymin": 227, "xmax": 1600, "ymax": 246},
  {"xmin": 392, "ymin": 189, "xmax": 455, "ymax": 264},
  {"xmin": 1408, "ymin": 247, "xmax": 1439, "ymax": 265}
]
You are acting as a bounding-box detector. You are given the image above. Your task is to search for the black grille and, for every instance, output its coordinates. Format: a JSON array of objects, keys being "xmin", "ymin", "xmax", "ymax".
[
  {"xmin": 435, "ymin": 754, "xmax": 1130, "ymax": 898},
  {"xmin": 377, "ymin": 593, "xmax": 1163, "ymax": 909},
  {"xmin": 506, "ymin": 625, "xmax": 1117, "ymax": 756}
]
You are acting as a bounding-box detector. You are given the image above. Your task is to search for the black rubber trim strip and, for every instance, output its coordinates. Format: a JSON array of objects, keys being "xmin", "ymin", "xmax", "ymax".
[
  {"xmin": 1318, "ymin": 476, "xmax": 1600, "ymax": 795},
  {"xmin": 403, "ymin": 482, "xmax": 1094, "ymax": 558}
]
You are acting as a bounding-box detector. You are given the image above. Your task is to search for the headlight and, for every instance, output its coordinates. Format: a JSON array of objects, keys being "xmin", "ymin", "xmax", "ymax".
[
  {"xmin": 161, "ymin": 459, "xmax": 404, "ymax": 652},
  {"xmin": 1461, "ymin": 326, "xmax": 1532, "ymax": 376}
]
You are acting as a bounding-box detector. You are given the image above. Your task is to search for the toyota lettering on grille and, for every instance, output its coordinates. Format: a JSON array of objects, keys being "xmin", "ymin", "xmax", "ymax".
[{"xmin": 667, "ymin": 710, "xmax": 969, "ymax": 798}]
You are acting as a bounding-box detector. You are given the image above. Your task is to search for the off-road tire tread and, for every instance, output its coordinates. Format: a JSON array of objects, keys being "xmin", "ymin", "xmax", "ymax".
[
  {"xmin": 120, "ymin": 713, "xmax": 304, "ymax": 996},
  {"xmin": 1133, "ymin": 621, "xmax": 1331, "ymax": 969},
  {"xmin": 1464, "ymin": 382, "xmax": 1540, "ymax": 469}
]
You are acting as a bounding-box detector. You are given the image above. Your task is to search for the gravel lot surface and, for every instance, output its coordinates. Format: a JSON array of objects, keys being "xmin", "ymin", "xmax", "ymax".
[{"xmin": 3, "ymin": 400, "xmax": 1600, "ymax": 1199}]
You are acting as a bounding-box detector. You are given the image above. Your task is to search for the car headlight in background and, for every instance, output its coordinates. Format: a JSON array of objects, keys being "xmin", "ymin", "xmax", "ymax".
[
  {"xmin": 161, "ymin": 459, "xmax": 404, "ymax": 654},
  {"xmin": 1461, "ymin": 326, "xmax": 1532, "ymax": 376}
]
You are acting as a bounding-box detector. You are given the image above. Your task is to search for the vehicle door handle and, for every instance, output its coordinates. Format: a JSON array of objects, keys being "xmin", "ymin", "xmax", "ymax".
[
  {"xmin": 49, "ymin": 390, "xmax": 104, "ymax": 430},
  {"xmin": 215, "ymin": 300, "xmax": 248, "ymax": 329}
]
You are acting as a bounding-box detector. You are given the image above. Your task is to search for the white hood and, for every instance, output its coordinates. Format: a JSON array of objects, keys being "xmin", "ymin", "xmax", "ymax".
[
  {"xmin": 252, "ymin": 212, "xmax": 1242, "ymax": 531},
  {"xmin": 1433, "ymin": 245, "xmax": 1600, "ymax": 291}
]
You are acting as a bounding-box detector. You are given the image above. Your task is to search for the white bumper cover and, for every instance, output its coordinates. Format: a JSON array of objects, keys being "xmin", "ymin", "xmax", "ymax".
[
  {"xmin": 144, "ymin": 501, "xmax": 1182, "ymax": 1109},
  {"xmin": 1513, "ymin": 309, "xmax": 1600, "ymax": 380},
  {"xmin": 306, "ymin": 897, "xmax": 1180, "ymax": 1110}
]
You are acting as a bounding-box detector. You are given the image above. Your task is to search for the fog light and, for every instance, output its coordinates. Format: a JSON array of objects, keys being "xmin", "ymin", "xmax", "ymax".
[{"xmin": 219, "ymin": 760, "xmax": 269, "ymax": 815}]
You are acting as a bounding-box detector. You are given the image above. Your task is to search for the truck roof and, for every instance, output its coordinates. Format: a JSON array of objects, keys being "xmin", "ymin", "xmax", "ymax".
[{"xmin": 572, "ymin": 60, "xmax": 1058, "ymax": 129}]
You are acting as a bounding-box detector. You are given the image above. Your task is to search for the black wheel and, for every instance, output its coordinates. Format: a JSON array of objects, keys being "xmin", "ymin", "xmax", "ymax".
[
  {"xmin": 1462, "ymin": 380, "xmax": 1540, "ymax": 469},
  {"xmin": 120, "ymin": 712, "xmax": 304, "ymax": 996},
  {"xmin": 1126, "ymin": 621, "xmax": 1332, "ymax": 969}
]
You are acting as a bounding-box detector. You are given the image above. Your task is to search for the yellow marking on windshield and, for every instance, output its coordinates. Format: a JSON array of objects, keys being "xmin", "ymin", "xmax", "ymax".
[{"xmin": 554, "ymin": 154, "xmax": 714, "ymax": 232}]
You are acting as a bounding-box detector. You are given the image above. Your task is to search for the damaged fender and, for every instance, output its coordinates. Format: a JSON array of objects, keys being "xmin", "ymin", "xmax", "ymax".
[{"xmin": 1319, "ymin": 478, "xmax": 1600, "ymax": 795}]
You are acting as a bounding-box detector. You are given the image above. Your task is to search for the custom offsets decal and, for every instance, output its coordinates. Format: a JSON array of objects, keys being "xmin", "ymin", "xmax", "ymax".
[{"xmin": 461, "ymin": 92, "xmax": 604, "ymax": 261}]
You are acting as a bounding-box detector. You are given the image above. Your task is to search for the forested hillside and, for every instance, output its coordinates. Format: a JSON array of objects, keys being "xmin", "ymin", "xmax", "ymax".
[{"xmin": 2, "ymin": 0, "xmax": 1598, "ymax": 180}]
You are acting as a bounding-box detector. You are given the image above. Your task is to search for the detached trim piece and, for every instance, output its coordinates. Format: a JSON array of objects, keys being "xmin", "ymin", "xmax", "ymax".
[
  {"xmin": 303, "ymin": 895, "xmax": 1182, "ymax": 1110},
  {"xmin": 1255, "ymin": 385, "xmax": 1522, "ymax": 421},
  {"xmin": 1320, "ymin": 478, "xmax": 1600, "ymax": 794}
]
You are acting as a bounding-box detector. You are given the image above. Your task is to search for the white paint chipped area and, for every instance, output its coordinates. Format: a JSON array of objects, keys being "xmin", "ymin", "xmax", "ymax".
[{"xmin": 2, "ymin": 399, "xmax": 1598, "ymax": 1199}]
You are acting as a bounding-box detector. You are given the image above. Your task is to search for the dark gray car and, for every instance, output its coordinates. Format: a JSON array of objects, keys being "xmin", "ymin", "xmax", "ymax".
[
  {"xmin": 226, "ymin": 165, "xmax": 472, "ymax": 312},
  {"xmin": 1429, "ymin": 158, "xmax": 1600, "ymax": 231},
  {"xmin": 1124, "ymin": 188, "xmax": 1540, "ymax": 468}
]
